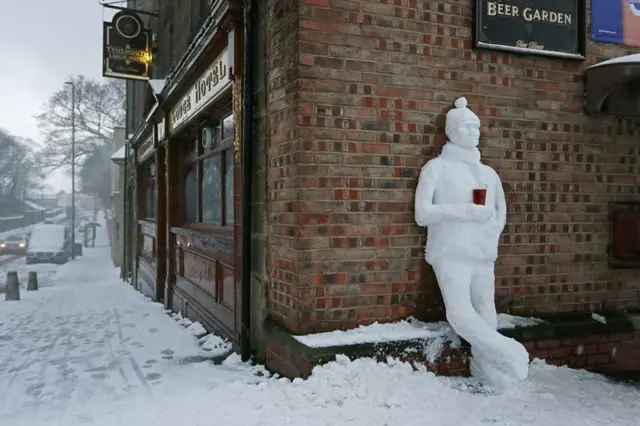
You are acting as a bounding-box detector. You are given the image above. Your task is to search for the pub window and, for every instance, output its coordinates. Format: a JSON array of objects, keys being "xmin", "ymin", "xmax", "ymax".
[
  {"xmin": 184, "ymin": 166, "xmax": 198, "ymax": 222},
  {"xmin": 142, "ymin": 159, "xmax": 156, "ymax": 220},
  {"xmin": 609, "ymin": 202, "xmax": 640, "ymax": 269},
  {"xmin": 183, "ymin": 111, "xmax": 234, "ymax": 226}
]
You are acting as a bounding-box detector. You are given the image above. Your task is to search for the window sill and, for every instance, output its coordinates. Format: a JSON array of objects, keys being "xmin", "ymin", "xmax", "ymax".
[
  {"xmin": 608, "ymin": 260, "xmax": 640, "ymax": 269},
  {"xmin": 170, "ymin": 222, "xmax": 232, "ymax": 238}
]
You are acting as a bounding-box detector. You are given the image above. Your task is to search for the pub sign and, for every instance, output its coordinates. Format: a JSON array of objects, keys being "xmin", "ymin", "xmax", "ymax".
[
  {"xmin": 103, "ymin": 11, "xmax": 152, "ymax": 80},
  {"xmin": 474, "ymin": 0, "xmax": 586, "ymax": 59}
]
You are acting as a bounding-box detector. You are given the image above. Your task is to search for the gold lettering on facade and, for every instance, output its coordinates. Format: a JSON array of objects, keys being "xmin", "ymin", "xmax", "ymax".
[
  {"xmin": 137, "ymin": 134, "xmax": 153, "ymax": 163},
  {"xmin": 516, "ymin": 40, "xmax": 545, "ymax": 50},
  {"xmin": 169, "ymin": 47, "xmax": 230, "ymax": 132},
  {"xmin": 486, "ymin": 2, "xmax": 572, "ymax": 25}
]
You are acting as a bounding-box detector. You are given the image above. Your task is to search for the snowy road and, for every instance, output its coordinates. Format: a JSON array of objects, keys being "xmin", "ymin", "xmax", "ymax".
[{"xmin": 0, "ymin": 217, "xmax": 639, "ymax": 426}]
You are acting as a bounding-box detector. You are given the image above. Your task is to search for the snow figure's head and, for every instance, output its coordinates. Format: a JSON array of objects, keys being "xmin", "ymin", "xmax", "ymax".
[{"xmin": 445, "ymin": 97, "xmax": 481, "ymax": 148}]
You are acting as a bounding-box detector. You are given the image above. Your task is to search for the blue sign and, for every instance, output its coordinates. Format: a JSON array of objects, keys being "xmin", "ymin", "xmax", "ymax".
[{"xmin": 591, "ymin": 0, "xmax": 640, "ymax": 47}]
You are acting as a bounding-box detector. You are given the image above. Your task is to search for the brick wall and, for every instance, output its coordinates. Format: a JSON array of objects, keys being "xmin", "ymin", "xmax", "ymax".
[
  {"xmin": 262, "ymin": 316, "xmax": 640, "ymax": 380},
  {"xmin": 527, "ymin": 332, "xmax": 640, "ymax": 373},
  {"xmin": 267, "ymin": 0, "xmax": 303, "ymax": 332},
  {"xmin": 266, "ymin": 0, "xmax": 640, "ymax": 335}
]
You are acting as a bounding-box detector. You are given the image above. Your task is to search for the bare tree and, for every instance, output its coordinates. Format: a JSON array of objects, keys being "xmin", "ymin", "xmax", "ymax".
[
  {"xmin": 35, "ymin": 75, "xmax": 125, "ymax": 169},
  {"xmin": 0, "ymin": 128, "xmax": 39, "ymax": 204},
  {"xmin": 79, "ymin": 144, "xmax": 113, "ymax": 210}
]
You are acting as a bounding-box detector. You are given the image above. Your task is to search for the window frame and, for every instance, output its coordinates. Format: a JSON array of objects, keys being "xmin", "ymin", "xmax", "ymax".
[
  {"xmin": 140, "ymin": 158, "xmax": 157, "ymax": 221},
  {"xmin": 181, "ymin": 109, "xmax": 235, "ymax": 231}
]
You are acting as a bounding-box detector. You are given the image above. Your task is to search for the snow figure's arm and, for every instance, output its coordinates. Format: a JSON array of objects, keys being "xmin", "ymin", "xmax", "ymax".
[
  {"xmin": 415, "ymin": 161, "xmax": 487, "ymax": 226},
  {"xmin": 494, "ymin": 174, "xmax": 507, "ymax": 233}
]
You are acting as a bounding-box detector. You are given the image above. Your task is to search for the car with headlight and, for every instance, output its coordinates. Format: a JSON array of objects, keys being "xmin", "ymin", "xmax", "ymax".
[
  {"xmin": 0, "ymin": 233, "xmax": 29, "ymax": 254},
  {"xmin": 25, "ymin": 224, "xmax": 70, "ymax": 265}
]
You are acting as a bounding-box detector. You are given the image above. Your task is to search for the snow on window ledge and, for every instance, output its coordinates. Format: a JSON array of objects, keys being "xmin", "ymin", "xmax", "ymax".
[{"xmin": 294, "ymin": 314, "xmax": 544, "ymax": 349}]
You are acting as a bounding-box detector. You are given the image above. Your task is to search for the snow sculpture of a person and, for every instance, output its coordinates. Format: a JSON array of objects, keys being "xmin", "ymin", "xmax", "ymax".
[{"xmin": 414, "ymin": 97, "xmax": 529, "ymax": 388}]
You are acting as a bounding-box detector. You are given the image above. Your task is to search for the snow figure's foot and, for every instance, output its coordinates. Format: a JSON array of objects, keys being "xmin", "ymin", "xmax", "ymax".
[
  {"xmin": 470, "ymin": 352, "xmax": 510, "ymax": 392},
  {"xmin": 503, "ymin": 338, "xmax": 530, "ymax": 381},
  {"xmin": 470, "ymin": 339, "xmax": 529, "ymax": 390},
  {"xmin": 472, "ymin": 357, "xmax": 519, "ymax": 393}
]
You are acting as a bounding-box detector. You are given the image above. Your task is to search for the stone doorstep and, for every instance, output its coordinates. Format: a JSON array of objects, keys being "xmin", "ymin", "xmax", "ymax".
[
  {"xmin": 263, "ymin": 312, "xmax": 640, "ymax": 379},
  {"xmin": 263, "ymin": 319, "xmax": 470, "ymax": 378}
]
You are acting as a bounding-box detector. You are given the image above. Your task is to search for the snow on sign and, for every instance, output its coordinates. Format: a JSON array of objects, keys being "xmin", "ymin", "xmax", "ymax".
[{"xmin": 169, "ymin": 46, "xmax": 231, "ymax": 134}]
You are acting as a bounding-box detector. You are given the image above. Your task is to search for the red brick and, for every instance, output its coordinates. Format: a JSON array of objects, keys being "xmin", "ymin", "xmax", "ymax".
[
  {"xmin": 537, "ymin": 339, "xmax": 561, "ymax": 349},
  {"xmin": 560, "ymin": 337, "xmax": 587, "ymax": 346},
  {"xmin": 597, "ymin": 342, "xmax": 618, "ymax": 354},
  {"xmin": 549, "ymin": 346, "xmax": 572, "ymax": 359}
]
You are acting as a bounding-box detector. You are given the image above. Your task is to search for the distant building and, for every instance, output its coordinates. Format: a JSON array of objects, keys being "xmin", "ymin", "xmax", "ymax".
[
  {"xmin": 56, "ymin": 191, "xmax": 71, "ymax": 208},
  {"xmin": 110, "ymin": 127, "xmax": 126, "ymax": 268}
]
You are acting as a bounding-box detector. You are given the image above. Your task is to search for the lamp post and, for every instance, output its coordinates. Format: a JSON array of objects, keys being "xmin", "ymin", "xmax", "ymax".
[{"xmin": 65, "ymin": 80, "xmax": 76, "ymax": 260}]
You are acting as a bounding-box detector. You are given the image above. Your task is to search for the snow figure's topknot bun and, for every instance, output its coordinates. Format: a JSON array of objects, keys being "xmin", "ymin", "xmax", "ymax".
[
  {"xmin": 454, "ymin": 97, "xmax": 468, "ymax": 109},
  {"xmin": 445, "ymin": 96, "xmax": 479, "ymax": 139}
]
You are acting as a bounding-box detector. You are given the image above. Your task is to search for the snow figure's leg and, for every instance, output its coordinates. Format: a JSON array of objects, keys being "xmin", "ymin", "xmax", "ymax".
[
  {"xmin": 433, "ymin": 260, "xmax": 529, "ymax": 384},
  {"xmin": 470, "ymin": 264, "xmax": 529, "ymax": 384},
  {"xmin": 433, "ymin": 261, "xmax": 503, "ymax": 349},
  {"xmin": 468, "ymin": 263, "xmax": 501, "ymax": 385},
  {"xmin": 470, "ymin": 263, "xmax": 498, "ymax": 329}
]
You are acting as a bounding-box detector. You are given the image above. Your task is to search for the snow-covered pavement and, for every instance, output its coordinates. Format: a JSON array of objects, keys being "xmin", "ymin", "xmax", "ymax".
[{"xmin": 1, "ymin": 217, "xmax": 639, "ymax": 425}]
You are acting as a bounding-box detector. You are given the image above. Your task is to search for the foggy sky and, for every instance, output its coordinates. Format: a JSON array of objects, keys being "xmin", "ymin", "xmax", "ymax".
[{"xmin": 0, "ymin": 0, "xmax": 116, "ymax": 192}]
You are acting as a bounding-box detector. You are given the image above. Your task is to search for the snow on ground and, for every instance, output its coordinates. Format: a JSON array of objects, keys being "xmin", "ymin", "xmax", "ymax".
[
  {"xmin": 1, "ymin": 215, "xmax": 639, "ymax": 426},
  {"xmin": 0, "ymin": 256, "xmax": 59, "ymax": 287}
]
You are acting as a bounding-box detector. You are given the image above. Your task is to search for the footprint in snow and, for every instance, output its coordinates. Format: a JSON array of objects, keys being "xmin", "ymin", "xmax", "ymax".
[{"xmin": 145, "ymin": 372, "xmax": 162, "ymax": 381}]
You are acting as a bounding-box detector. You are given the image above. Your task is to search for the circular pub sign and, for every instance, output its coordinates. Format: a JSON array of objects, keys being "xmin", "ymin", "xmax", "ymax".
[
  {"xmin": 113, "ymin": 11, "xmax": 143, "ymax": 39},
  {"xmin": 631, "ymin": 0, "xmax": 640, "ymax": 17}
]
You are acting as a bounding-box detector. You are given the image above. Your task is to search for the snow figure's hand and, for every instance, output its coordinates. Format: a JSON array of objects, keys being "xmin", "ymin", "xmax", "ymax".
[{"xmin": 467, "ymin": 204, "xmax": 493, "ymax": 222}]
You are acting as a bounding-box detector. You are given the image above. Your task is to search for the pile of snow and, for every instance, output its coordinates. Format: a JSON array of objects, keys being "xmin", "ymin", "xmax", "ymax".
[
  {"xmin": 199, "ymin": 333, "xmax": 233, "ymax": 356},
  {"xmin": 24, "ymin": 355, "xmax": 640, "ymax": 426},
  {"xmin": 497, "ymin": 313, "xmax": 544, "ymax": 329},
  {"xmin": 170, "ymin": 311, "xmax": 231, "ymax": 356},
  {"xmin": 187, "ymin": 321, "xmax": 207, "ymax": 337},
  {"xmin": 170, "ymin": 311, "xmax": 194, "ymax": 327}
]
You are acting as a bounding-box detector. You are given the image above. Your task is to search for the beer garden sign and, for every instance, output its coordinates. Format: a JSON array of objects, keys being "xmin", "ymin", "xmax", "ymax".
[{"xmin": 474, "ymin": 0, "xmax": 586, "ymax": 59}]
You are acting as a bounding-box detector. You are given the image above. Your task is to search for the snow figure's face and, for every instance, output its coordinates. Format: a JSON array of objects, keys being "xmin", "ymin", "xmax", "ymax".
[{"xmin": 446, "ymin": 119, "xmax": 481, "ymax": 148}]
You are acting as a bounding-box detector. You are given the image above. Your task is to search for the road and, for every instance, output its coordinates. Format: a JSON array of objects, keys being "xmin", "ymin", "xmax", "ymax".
[{"xmin": 0, "ymin": 255, "xmax": 23, "ymax": 266}]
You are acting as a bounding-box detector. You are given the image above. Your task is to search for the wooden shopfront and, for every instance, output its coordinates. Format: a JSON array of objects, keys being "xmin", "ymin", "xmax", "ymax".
[
  {"xmin": 161, "ymin": 23, "xmax": 244, "ymax": 346},
  {"xmin": 135, "ymin": 129, "xmax": 162, "ymax": 301}
]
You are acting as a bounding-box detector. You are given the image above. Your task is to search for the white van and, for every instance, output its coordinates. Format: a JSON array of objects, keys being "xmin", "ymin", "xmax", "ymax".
[{"xmin": 26, "ymin": 224, "xmax": 70, "ymax": 265}]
